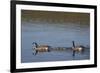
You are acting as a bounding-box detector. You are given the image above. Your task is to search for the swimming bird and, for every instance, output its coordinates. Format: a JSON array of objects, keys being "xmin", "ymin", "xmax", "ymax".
[
  {"xmin": 72, "ymin": 41, "xmax": 84, "ymax": 56},
  {"xmin": 32, "ymin": 42, "xmax": 51, "ymax": 55}
]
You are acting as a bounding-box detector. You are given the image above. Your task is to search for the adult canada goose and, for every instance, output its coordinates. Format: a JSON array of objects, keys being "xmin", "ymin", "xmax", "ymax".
[
  {"xmin": 32, "ymin": 42, "xmax": 51, "ymax": 55},
  {"xmin": 72, "ymin": 41, "xmax": 84, "ymax": 56}
]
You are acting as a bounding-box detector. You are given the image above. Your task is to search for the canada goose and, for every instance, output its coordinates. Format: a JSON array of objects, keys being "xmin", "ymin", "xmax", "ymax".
[
  {"xmin": 72, "ymin": 41, "xmax": 84, "ymax": 56},
  {"xmin": 32, "ymin": 42, "xmax": 51, "ymax": 55}
]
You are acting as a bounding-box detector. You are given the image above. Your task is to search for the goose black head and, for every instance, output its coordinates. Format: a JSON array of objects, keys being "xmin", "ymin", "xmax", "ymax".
[{"xmin": 32, "ymin": 42, "xmax": 38, "ymax": 48}]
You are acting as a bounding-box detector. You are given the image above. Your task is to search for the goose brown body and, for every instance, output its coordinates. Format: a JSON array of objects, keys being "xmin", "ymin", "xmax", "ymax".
[
  {"xmin": 32, "ymin": 42, "xmax": 51, "ymax": 55},
  {"xmin": 72, "ymin": 46, "xmax": 83, "ymax": 52},
  {"xmin": 35, "ymin": 45, "xmax": 50, "ymax": 52}
]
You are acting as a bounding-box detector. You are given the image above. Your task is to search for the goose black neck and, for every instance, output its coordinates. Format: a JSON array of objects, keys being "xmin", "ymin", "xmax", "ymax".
[
  {"xmin": 35, "ymin": 43, "xmax": 38, "ymax": 48},
  {"xmin": 72, "ymin": 41, "xmax": 75, "ymax": 48}
]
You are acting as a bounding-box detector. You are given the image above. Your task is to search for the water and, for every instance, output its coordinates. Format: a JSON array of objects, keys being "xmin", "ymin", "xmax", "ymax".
[{"xmin": 21, "ymin": 10, "xmax": 90, "ymax": 63}]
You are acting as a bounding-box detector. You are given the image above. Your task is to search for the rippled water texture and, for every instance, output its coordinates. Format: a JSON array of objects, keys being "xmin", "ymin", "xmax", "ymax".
[{"xmin": 21, "ymin": 10, "xmax": 90, "ymax": 63}]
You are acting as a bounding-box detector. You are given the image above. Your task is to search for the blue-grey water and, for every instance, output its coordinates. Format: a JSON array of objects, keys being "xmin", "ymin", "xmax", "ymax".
[
  {"xmin": 21, "ymin": 21, "xmax": 90, "ymax": 63},
  {"xmin": 21, "ymin": 10, "xmax": 90, "ymax": 63}
]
